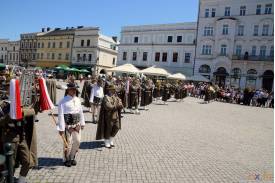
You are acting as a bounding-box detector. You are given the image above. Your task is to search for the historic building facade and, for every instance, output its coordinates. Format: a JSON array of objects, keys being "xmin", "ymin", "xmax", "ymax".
[
  {"xmin": 0, "ymin": 39, "xmax": 9, "ymax": 64},
  {"xmin": 20, "ymin": 32, "xmax": 40, "ymax": 67},
  {"xmin": 7, "ymin": 41, "xmax": 20, "ymax": 65},
  {"xmin": 194, "ymin": 0, "xmax": 274, "ymax": 90},
  {"xmin": 71, "ymin": 27, "xmax": 118, "ymax": 74},
  {"xmin": 117, "ymin": 23, "xmax": 197, "ymax": 76},
  {"xmin": 36, "ymin": 28, "xmax": 74, "ymax": 68}
]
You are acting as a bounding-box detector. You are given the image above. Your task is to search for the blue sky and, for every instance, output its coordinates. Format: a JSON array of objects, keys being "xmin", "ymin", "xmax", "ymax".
[{"xmin": 0, "ymin": 0, "xmax": 199, "ymax": 41}]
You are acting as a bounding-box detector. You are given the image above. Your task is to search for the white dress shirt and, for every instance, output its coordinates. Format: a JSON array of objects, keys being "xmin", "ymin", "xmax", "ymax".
[
  {"xmin": 89, "ymin": 84, "xmax": 104, "ymax": 103},
  {"xmin": 57, "ymin": 95, "xmax": 85, "ymax": 131}
]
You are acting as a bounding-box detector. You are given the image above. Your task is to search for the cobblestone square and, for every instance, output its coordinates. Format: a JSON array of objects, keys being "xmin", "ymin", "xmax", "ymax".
[{"xmin": 22, "ymin": 81, "xmax": 273, "ymax": 183}]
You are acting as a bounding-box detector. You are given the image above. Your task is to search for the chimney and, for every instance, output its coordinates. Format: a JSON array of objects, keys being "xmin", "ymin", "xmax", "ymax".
[
  {"xmin": 112, "ymin": 36, "xmax": 118, "ymax": 42},
  {"xmin": 42, "ymin": 28, "xmax": 45, "ymax": 32},
  {"xmin": 47, "ymin": 27, "xmax": 51, "ymax": 31}
]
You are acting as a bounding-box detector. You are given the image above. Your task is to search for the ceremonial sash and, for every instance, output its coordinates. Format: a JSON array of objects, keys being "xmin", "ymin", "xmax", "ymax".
[{"xmin": 9, "ymin": 79, "xmax": 23, "ymax": 120}]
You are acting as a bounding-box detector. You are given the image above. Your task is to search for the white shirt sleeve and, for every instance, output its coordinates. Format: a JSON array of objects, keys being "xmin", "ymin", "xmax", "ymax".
[
  {"xmin": 79, "ymin": 104, "xmax": 85, "ymax": 126},
  {"xmin": 57, "ymin": 102, "xmax": 65, "ymax": 131},
  {"xmin": 89, "ymin": 87, "xmax": 94, "ymax": 103}
]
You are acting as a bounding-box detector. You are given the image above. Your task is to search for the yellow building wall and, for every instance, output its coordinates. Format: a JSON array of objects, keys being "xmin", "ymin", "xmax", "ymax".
[{"xmin": 36, "ymin": 35, "xmax": 73, "ymax": 68}]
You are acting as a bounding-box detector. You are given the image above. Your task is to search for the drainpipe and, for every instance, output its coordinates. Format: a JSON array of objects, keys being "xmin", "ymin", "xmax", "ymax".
[{"xmin": 193, "ymin": 0, "xmax": 201, "ymax": 76}]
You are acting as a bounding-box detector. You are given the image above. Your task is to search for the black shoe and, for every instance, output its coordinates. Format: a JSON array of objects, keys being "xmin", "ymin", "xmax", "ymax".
[
  {"xmin": 71, "ymin": 160, "xmax": 77, "ymax": 166},
  {"xmin": 111, "ymin": 144, "xmax": 115, "ymax": 147},
  {"xmin": 64, "ymin": 161, "xmax": 71, "ymax": 167}
]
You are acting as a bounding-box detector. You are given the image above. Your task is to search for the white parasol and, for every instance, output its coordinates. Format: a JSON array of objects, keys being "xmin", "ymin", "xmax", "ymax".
[{"xmin": 107, "ymin": 64, "xmax": 140, "ymax": 74}]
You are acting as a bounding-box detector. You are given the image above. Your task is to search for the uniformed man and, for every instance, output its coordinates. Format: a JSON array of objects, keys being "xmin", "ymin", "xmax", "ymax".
[
  {"xmin": 96, "ymin": 84, "xmax": 123, "ymax": 148},
  {"xmin": 57, "ymin": 83, "xmax": 85, "ymax": 167}
]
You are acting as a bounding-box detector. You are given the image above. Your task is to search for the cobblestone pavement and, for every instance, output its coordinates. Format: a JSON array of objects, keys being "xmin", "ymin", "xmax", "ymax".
[{"xmin": 19, "ymin": 81, "xmax": 273, "ymax": 183}]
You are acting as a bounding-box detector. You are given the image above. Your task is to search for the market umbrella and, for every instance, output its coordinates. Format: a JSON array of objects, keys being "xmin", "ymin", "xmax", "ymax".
[
  {"xmin": 168, "ymin": 73, "xmax": 186, "ymax": 80},
  {"xmin": 187, "ymin": 75, "xmax": 210, "ymax": 82},
  {"xmin": 107, "ymin": 63, "xmax": 140, "ymax": 74},
  {"xmin": 141, "ymin": 66, "xmax": 170, "ymax": 76},
  {"xmin": 79, "ymin": 69, "xmax": 90, "ymax": 73},
  {"xmin": 0, "ymin": 63, "xmax": 6, "ymax": 68},
  {"xmin": 69, "ymin": 68, "xmax": 81, "ymax": 72}
]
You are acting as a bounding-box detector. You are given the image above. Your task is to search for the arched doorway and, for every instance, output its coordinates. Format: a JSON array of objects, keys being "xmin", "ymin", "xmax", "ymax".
[
  {"xmin": 213, "ymin": 67, "xmax": 229, "ymax": 87},
  {"xmin": 262, "ymin": 70, "xmax": 274, "ymax": 91},
  {"xmin": 100, "ymin": 69, "xmax": 107, "ymax": 74},
  {"xmin": 246, "ymin": 69, "xmax": 257, "ymax": 89},
  {"xmin": 198, "ymin": 64, "xmax": 211, "ymax": 79},
  {"xmin": 230, "ymin": 68, "xmax": 241, "ymax": 88}
]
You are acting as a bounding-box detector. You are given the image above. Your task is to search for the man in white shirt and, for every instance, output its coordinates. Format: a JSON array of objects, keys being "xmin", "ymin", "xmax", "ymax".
[
  {"xmin": 57, "ymin": 83, "xmax": 85, "ymax": 167},
  {"xmin": 89, "ymin": 79, "xmax": 104, "ymax": 123}
]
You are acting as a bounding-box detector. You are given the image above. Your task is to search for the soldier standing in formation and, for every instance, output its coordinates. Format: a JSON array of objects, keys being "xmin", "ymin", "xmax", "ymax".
[{"xmin": 96, "ymin": 84, "xmax": 123, "ymax": 148}]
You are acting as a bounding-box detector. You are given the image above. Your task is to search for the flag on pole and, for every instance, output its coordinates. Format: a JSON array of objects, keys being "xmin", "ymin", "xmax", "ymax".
[
  {"xmin": 9, "ymin": 79, "xmax": 23, "ymax": 120},
  {"xmin": 38, "ymin": 77, "xmax": 55, "ymax": 111}
]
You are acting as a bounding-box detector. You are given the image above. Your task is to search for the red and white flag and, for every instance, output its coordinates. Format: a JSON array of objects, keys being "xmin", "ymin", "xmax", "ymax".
[
  {"xmin": 9, "ymin": 79, "xmax": 23, "ymax": 120},
  {"xmin": 38, "ymin": 78, "xmax": 55, "ymax": 111}
]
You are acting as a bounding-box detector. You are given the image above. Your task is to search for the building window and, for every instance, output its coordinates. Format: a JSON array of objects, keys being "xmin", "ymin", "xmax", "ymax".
[
  {"xmin": 41, "ymin": 42, "xmax": 44, "ymax": 48},
  {"xmin": 167, "ymin": 36, "xmax": 173, "ymax": 43},
  {"xmin": 112, "ymin": 58, "xmax": 116, "ymax": 65},
  {"xmin": 222, "ymin": 25, "xmax": 229, "ymax": 35},
  {"xmin": 224, "ymin": 7, "xmax": 231, "ymax": 16},
  {"xmin": 251, "ymin": 46, "xmax": 257, "ymax": 56},
  {"xmin": 184, "ymin": 53, "xmax": 191, "ymax": 63},
  {"xmin": 235, "ymin": 45, "xmax": 242, "ymax": 56},
  {"xmin": 270, "ymin": 46, "xmax": 274, "ymax": 57},
  {"xmin": 59, "ymin": 42, "xmax": 63, "ymax": 48},
  {"xmin": 240, "ymin": 6, "xmax": 246, "ymax": 16},
  {"xmin": 177, "ymin": 36, "xmax": 182, "ymax": 42},
  {"xmin": 32, "ymin": 53, "xmax": 35, "ymax": 60},
  {"xmin": 162, "ymin": 52, "xmax": 167, "ymax": 62},
  {"xmin": 202, "ymin": 45, "xmax": 212, "ymax": 55},
  {"xmin": 204, "ymin": 27, "xmax": 213, "ymax": 36},
  {"xmin": 51, "ymin": 53, "xmax": 55, "ymax": 60},
  {"xmin": 47, "ymin": 53, "xmax": 50, "ymax": 59},
  {"xmin": 30, "ymin": 42, "xmax": 32, "ymax": 48},
  {"xmin": 260, "ymin": 46, "xmax": 266, "ymax": 57},
  {"xmin": 205, "ymin": 9, "xmax": 209, "ymax": 17},
  {"xmin": 77, "ymin": 54, "xmax": 81, "ymax": 62},
  {"xmin": 199, "ymin": 64, "xmax": 211, "ymax": 73},
  {"xmin": 83, "ymin": 54, "xmax": 86, "ymax": 61},
  {"xmin": 88, "ymin": 54, "xmax": 92, "ymax": 61},
  {"xmin": 41, "ymin": 53, "xmax": 44, "ymax": 59},
  {"xmin": 143, "ymin": 52, "xmax": 147, "ymax": 61},
  {"xmin": 36, "ymin": 53, "xmax": 39, "ymax": 60},
  {"xmin": 67, "ymin": 41, "xmax": 70, "ymax": 48},
  {"xmin": 123, "ymin": 52, "xmax": 127, "ymax": 60},
  {"xmin": 132, "ymin": 52, "xmax": 137, "ymax": 61},
  {"xmin": 256, "ymin": 4, "xmax": 261, "ymax": 15},
  {"xmin": 58, "ymin": 53, "xmax": 62, "ymax": 60},
  {"xmin": 155, "ymin": 52, "xmax": 160, "ymax": 62},
  {"xmin": 65, "ymin": 53, "xmax": 69, "ymax": 60},
  {"xmin": 220, "ymin": 45, "xmax": 227, "ymax": 56},
  {"xmin": 87, "ymin": 40, "xmax": 90, "ymax": 47},
  {"xmin": 265, "ymin": 4, "xmax": 272, "ymax": 14},
  {"xmin": 237, "ymin": 25, "xmax": 244, "ymax": 36},
  {"xmin": 253, "ymin": 25, "xmax": 259, "ymax": 36},
  {"xmin": 52, "ymin": 42, "xmax": 55, "ymax": 48},
  {"xmin": 81, "ymin": 40, "xmax": 84, "ymax": 47},
  {"xmin": 134, "ymin": 37, "xmax": 138, "ymax": 43},
  {"xmin": 262, "ymin": 25, "xmax": 269, "ymax": 36},
  {"xmin": 38, "ymin": 42, "xmax": 40, "ymax": 48},
  {"xmin": 48, "ymin": 42, "xmax": 51, "ymax": 48},
  {"xmin": 172, "ymin": 52, "xmax": 178, "ymax": 62},
  {"xmin": 211, "ymin": 8, "xmax": 216, "ymax": 17}
]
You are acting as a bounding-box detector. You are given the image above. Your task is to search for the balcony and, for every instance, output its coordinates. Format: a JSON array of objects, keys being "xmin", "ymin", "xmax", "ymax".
[{"xmin": 232, "ymin": 55, "xmax": 273, "ymax": 62}]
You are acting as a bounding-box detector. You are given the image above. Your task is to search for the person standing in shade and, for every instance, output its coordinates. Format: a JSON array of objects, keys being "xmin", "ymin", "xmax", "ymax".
[
  {"xmin": 90, "ymin": 79, "xmax": 104, "ymax": 123},
  {"xmin": 96, "ymin": 84, "xmax": 123, "ymax": 148},
  {"xmin": 57, "ymin": 83, "xmax": 85, "ymax": 167}
]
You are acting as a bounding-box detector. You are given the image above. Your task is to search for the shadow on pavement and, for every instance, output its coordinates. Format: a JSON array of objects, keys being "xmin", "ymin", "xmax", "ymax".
[
  {"xmin": 80, "ymin": 141, "xmax": 104, "ymax": 151},
  {"xmin": 33, "ymin": 157, "xmax": 63, "ymax": 170},
  {"xmin": 85, "ymin": 120, "xmax": 97, "ymax": 124}
]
